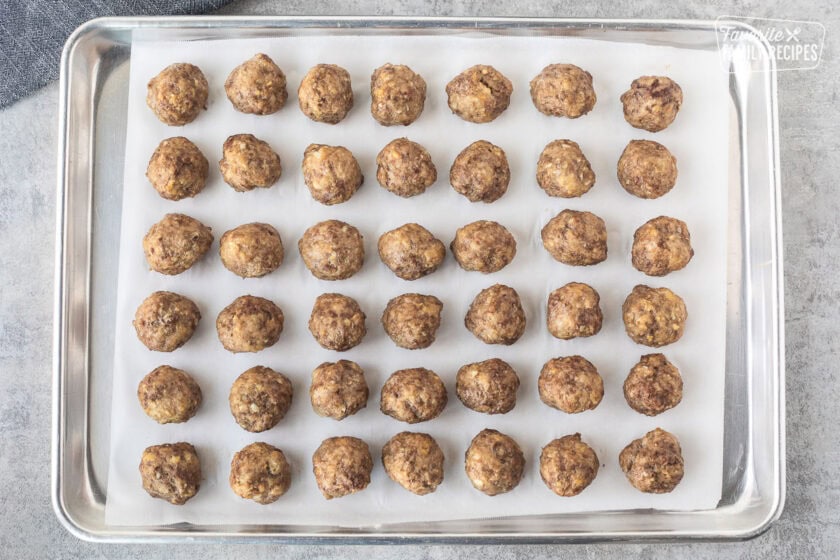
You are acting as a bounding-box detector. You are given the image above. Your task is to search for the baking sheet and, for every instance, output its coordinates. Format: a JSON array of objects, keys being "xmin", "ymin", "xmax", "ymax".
[{"xmin": 105, "ymin": 33, "xmax": 729, "ymax": 527}]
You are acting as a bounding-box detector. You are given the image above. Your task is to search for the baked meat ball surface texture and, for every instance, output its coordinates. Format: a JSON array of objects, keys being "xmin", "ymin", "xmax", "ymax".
[
  {"xmin": 546, "ymin": 282, "xmax": 603, "ymax": 340},
  {"xmin": 622, "ymin": 285, "xmax": 687, "ymax": 347},
  {"xmin": 465, "ymin": 284, "xmax": 527, "ymax": 345},
  {"xmin": 632, "ymin": 216, "xmax": 694, "ymax": 276},
  {"xmin": 143, "ymin": 213, "xmax": 213, "ymax": 275},
  {"xmin": 229, "ymin": 442, "xmax": 292, "ymax": 504},
  {"xmin": 541, "ymin": 209, "xmax": 607, "ymax": 266},
  {"xmin": 617, "ymin": 140, "xmax": 678, "ymax": 199},
  {"xmin": 302, "ymin": 144, "xmax": 364, "ymax": 205},
  {"xmin": 219, "ymin": 133, "xmax": 282, "ymax": 192},
  {"xmin": 229, "ymin": 366, "xmax": 293, "ymax": 432},
  {"xmin": 310, "ymin": 360, "xmax": 369, "ymax": 420},
  {"xmin": 137, "ymin": 365, "xmax": 202, "ymax": 424},
  {"xmin": 370, "ymin": 63, "xmax": 427, "ymax": 126},
  {"xmin": 216, "ymin": 295, "xmax": 284, "ymax": 353},
  {"xmin": 449, "ymin": 140, "xmax": 510, "ymax": 203},
  {"xmin": 298, "ymin": 220, "xmax": 365, "ymax": 280},
  {"xmin": 529, "ymin": 63, "xmax": 596, "ymax": 118},
  {"xmin": 540, "ymin": 433, "xmax": 599, "ymax": 497},
  {"xmin": 308, "ymin": 293, "xmax": 367, "ymax": 351},
  {"xmin": 464, "ymin": 429, "xmax": 525, "ymax": 496},
  {"xmin": 381, "ymin": 293, "xmax": 443, "ymax": 350},
  {"xmin": 219, "ymin": 222, "xmax": 284, "ymax": 278},
  {"xmin": 382, "ymin": 432, "xmax": 445, "ymax": 495},
  {"xmin": 139, "ymin": 442, "xmax": 201, "ymax": 505},
  {"xmin": 380, "ymin": 368, "xmax": 447, "ymax": 424},
  {"xmin": 620, "ymin": 76, "xmax": 683, "ymax": 132},
  {"xmin": 619, "ymin": 427, "xmax": 684, "ymax": 493},
  {"xmin": 539, "ymin": 356, "xmax": 604, "ymax": 414},
  {"xmin": 456, "ymin": 358, "xmax": 520, "ymax": 414},
  {"xmin": 146, "ymin": 63, "xmax": 208, "ymax": 126},
  {"xmin": 133, "ymin": 291, "xmax": 200, "ymax": 352},
  {"xmin": 377, "ymin": 223, "xmax": 445, "ymax": 280},
  {"xmin": 446, "ymin": 65, "xmax": 513, "ymax": 123},
  {"xmin": 145, "ymin": 136, "xmax": 209, "ymax": 201},
  {"xmin": 224, "ymin": 53, "xmax": 288, "ymax": 115},
  {"xmin": 451, "ymin": 220, "xmax": 516, "ymax": 273},
  {"xmin": 536, "ymin": 139, "xmax": 596, "ymax": 198},
  {"xmin": 298, "ymin": 64, "xmax": 354, "ymax": 124},
  {"xmin": 312, "ymin": 436, "xmax": 373, "ymax": 499},
  {"xmin": 624, "ymin": 353, "xmax": 684, "ymax": 416},
  {"xmin": 376, "ymin": 138, "xmax": 437, "ymax": 198}
]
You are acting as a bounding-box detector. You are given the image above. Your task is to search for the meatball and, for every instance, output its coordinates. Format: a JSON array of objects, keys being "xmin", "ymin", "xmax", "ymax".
[
  {"xmin": 464, "ymin": 429, "xmax": 525, "ymax": 496},
  {"xmin": 146, "ymin": 63, "xmax": 208, "ymax": 126},
  {"xmin": 619, "ymin": 428, "xmax": 684, "ymax": 493},
  {"xmin": 624, "ymin": 353, "xmax": 683, "ymax": 416},
  {"xmin": 622, "ymin": 285, "xmax": 687, "ymax": 347},
  {"xmin": 143, "ymin": 213, "xmax": 213, "ymax": 275},
  {"xmin": 309, "ymin": 360, "xmax": 369, "ymax": 420},
  {"xmin": 302, "ymin": 144, "xmax": 363, "ymax": 205},
  {"xmin": 216, "ymin": 295, "xmax": 284, "ymax": 353},
  {"xmin": 620, "ymin": 76, "xmax": 683, "ymax": 132},
  {"xmin": 308, "ymin": 293, "xmax": 367, "ymax": 351},
  {"xmin": 541, "ymin": 209, "xmax": 607, "ymax": 266},
  {"xmin": 370, "ymin": 63, "xmax": 427, "ymax": 126},
  {"xmin": 449, "ymin": 140, "xmax": 510, "ymax": 202},
  {"xmin": 137, "ymin": 365, "xmax": 202, "ymax": 424},
  {"xmin": 382, "ymin": 432, "xmax": 444, "ymax": 495},
  {"xmin": 376, "ymin": 138, "xmax": 437, "ymax": 198},
  {"xmin": 456, "ymin": 358, "xmax": 520, "ymax": 414},
  {"xmin": 381, "ymin": 293, "xmax": 443, "ymax": 350},
  {"xmin": 219, "ymin": 133, "xmax": 282, "ymax": 192},
  {"xmin": 312, "ymin": 436, "xmax": 372, "ymax": 499},
  {"xmin": 536, "ymin": 139, "xmax": 595, "ymax": 198},
  {"xmin": 617, "ymin": 140, "xmax": 678, "ymax": 199},
  {"xmin": 298, "ymin": 220, "xmax": 365, "ymax": 281},
  {"xmin": 133, "ymin": 291, "xmax": 200, "ymax": 352},
  {"xmin": 297, "ymin": 64, "xmax": 353, "ymax": 124},
  {"xmin": 219, "ymin": 222, "xmax": 284, "ymax": 278},
  {"xmin": 540, "ymin": 433, "xmax": 599, "ymax": 497},
  {"xmin": 529, "ymin": 63, "xmax": 596, "ymax": 118},
  {"xmin": 145, "ymin": 137, "xmax": 209, "ymax": 201},
  {"xmin": 538, "ymin": 356, "xmax": 604, "ymax": 414},
  {"xmin": 546, "ymin": 282, "xmax": 603, "ymax": 340},
  {"xmin": 451, "ymin": 220, "xmax": 516, "ymax": 273},
  {"xmin": 139, "ymin": 442, "xmax": 201, "ymax": 505},
  {"xmin": 632, "ymin": 216, "xmax": 694, "ymax": 276},
  {"xmin": 229, "ymin": 442, "xmax": 292, "ymax": 504},
  {"xmin": 224, "ymin": 53, "xmax": 287, "ymax": 115},
  {"xmin": 378, "ymin": 223, "xmax": 446, "ymax": 280},
  {"xmin": 229, "ymin": 366, "xmax": 293, "ymax": 433},
  {"xmin": 380, "ymin": 368, "xmax": 447, "ymax": 424},
  {"xmin": 465, "ymin": 284, "xmax": 526, "ymax": 345},
  {"xmin": 446, "ymin": 65, "xmax": 513, "ymax": 123}
]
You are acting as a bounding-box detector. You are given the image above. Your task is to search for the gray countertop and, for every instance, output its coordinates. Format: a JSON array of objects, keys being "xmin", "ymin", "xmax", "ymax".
[{"xmin": 1, "ymin": 0, "xmax": 837, "ymax": 557}]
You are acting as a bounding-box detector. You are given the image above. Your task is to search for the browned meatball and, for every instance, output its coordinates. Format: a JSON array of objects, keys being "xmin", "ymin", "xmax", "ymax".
[
  {"xmin": 137, "ymin": 365, "xmax": 202, "ymax": 424},
  {"xmin": 619, "ymin": 428, "xmax": 684, "ymax": 493},
  {"xmin": 376, "ymin": 138, "xmax": 437, "ymax": 198},
  {"xmin": 229, "ymin": 442, "xmax": 292, "ymax": 504},
  {"xmin": 219, "ymin": 223, "xmax": 284, "ymax": 278},
  {"xmin": 456, "ymin": 358, "xmax": 520, "ymax": 414},
  {"xmin": 298, "ymin": 64, "xmax": 354, "ymax": 124},
  {"xmin": 546, "ymin": 282, "xmax": 603, "ymax": 340},
  {"xmin": 465, "ymin": 284, "xmax": 526, "ymax": 345},
  {"xmin": 216, "ymin": 295, "xmax": 284, "ymax": 353},
  {"xmin": 139, "ymin": 442, "xmax": 201, "ymax": 505},
  {"xmin": 541, "ymin": 210, "xmax": 607, "ymax": 266},
  {"xmin": 632, "ymin": 216, "xmax": 694, "ymax": 276},
  {"xmin": 219, "ymin": 133, "xmax": 282, "ymax": 192},
  {"xmin": 378, "ymin": 223, "xmax": 445, "ymax": 280},
  {"xmin": 382, "ymin": 431, "xmax": 445, "ymax": 495},
  {"xmin": 446, "ymin": 65, "xmax": 513, "ymax": 123},
  {"xmin": 449, "ymin": 141, "xmax": 510, "ymax": 203},
  {"xmin": 133, "ymin": 291, "xmax": 200, "ymax": 352},
  {"xmin": 540, "ymin": 433, "xmax": 599, "ymax": 497},
  {"xmin": 308, "ymin": 293, "xmax": 366, "ymax": 351},
  {"xmin": 229, "ymin": 366, "xmax": 293, "ymax": 432},
  {"xmin": 312, "ymin": 436, "xmax": 372, "ymax": 499},
  {"xmin": 143, "ymin": 213, "xmax": 213, "ymax": 275},
  {"xmin": 529, "ymin": 64, "xmax": 596, "ymax": 118},
  {"xmin": 624, "ymin": 353, "xmax": 683, "ymax": 416},
  {"xmin": 370, "ymin": 63, "xmax": 427, "ymax": 126},
  {"xmin": 620, "ymin": 76, "xmax": 683, "ymax": 132},
  {"xmin": 145, "ymin": 137, "xmax": 209, "ymax": 201},
  {"xmin": 451, "ymin": 221, "xmax": 516, "ymax": 273},
  {"xmin": 302, "ymin": 144, "xmax": 363, "ymax": 205},
  {"xmin": 539, "ymin": 356, "xmax": 604, "ymax": 414},
  {"xmin": 536, "ymin": 139, "xmax": 596, "ymax": 198},
  {"xmin": 146, "ymin": 63, "xmax": 208, "ymax": 126},
  {"xmin": 381, "ymin": 293, "xmax": 443, "ymax": 350},
  {"xmin": 617, "ymin": 140, "xmax": 678, "ymax": 199},
  {"xmin": 225, "ymin": 53, "xmax": 287, "ymax": 115},
  {"xmin": 380, "ymin": 368, "xmax": 447, "ymax": 424},
  {"xmin": 464, "ymin": 429, "xmax": 524, "ymax": 496},
  {"xmin": 622, "ymin": 285, "xmax": 687, "ymax": 347},
  {"xmin": 309, "ymin": 360, "xmax": 368, "ymax": 420},
  {"xmin": 298, "ymin": 220, "xmax": 365, "ymax": 281}
]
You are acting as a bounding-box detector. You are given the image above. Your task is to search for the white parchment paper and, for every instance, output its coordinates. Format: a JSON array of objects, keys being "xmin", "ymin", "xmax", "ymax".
[{"xmin": 105, "ymin": 33, "xmax": 729, "ymax": 527}]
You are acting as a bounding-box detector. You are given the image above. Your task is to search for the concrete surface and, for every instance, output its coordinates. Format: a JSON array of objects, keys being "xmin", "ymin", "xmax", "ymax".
[{"xmin": 0, "ymin": 0, "xmax": 837, "ymax": 557}]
